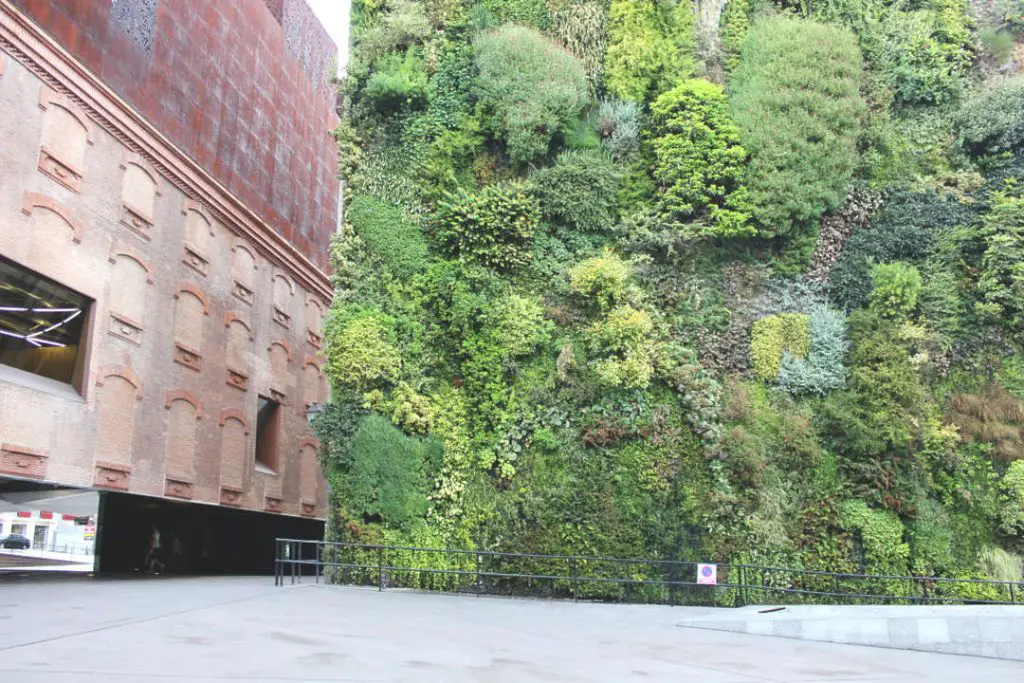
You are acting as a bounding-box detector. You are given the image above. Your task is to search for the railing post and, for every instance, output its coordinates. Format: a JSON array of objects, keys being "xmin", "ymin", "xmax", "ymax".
[
  {"xmin": 1010, "ymin": 581, "xmax": 1017, "ymax": 605},
  {"xmin": 378, "ymin": 546, "xmax": 384, "ymax": 592},
  {"xmin": 476, "ymin": 552, "xmax": 482, "ymax": 596},
  {"xmin": 315, "ymin": 542, "xmax": 321, "ymax": 585},
  {"xmin": 569, "ymin": 557, "xmax": 578, "ymax": 601},
  {"xmin": 738, "ymin": 565, "xmax": 746, "ymax": 607},
  {"xmin": 291, "ymin": 541, "xmax": 297, "ymax": 585},
  {"xmin": 274, "ymin": 539, "xmax": 279, "ymax": 587}
]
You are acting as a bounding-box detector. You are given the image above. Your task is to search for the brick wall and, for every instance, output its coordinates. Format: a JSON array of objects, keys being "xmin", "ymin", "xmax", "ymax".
[
  {"xmin": 0, "ymin": 48, "xmax": 329, "ymax": 518},
  {"xmin": 11, "ymin": 0, "xmax": 340, "ymax": 270}
]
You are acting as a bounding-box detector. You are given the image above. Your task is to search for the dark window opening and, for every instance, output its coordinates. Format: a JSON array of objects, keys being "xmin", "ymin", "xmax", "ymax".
[
  {"xmin": 0, "ymin": 255, "xmax": 90, "ymax": 388},
  {"xmin": 255, "ymin": 396, "xmax": 282, "ymax": 474}
]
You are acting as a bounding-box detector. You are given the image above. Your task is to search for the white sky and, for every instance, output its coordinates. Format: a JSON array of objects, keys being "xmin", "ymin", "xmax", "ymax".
[{"xmin": 307, "ymin": 0, "xmax": 352, "ymax": 74}]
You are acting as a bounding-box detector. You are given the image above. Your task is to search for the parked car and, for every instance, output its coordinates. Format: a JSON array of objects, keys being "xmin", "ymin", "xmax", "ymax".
[{"xmin": 0, "ymin": 534, "xmax": 31, "ymax": 549}]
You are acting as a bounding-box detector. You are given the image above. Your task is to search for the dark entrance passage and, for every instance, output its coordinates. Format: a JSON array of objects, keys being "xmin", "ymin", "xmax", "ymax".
[{"xmin": 96, "ymin": 492, "xmax": 323, "ymax": 574}]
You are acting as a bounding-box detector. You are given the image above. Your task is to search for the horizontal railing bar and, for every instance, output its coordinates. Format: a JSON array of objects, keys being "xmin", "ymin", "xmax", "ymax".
[{"xmin": 275, "ymin": 539, "xmax": 1024, "ymax": 605}]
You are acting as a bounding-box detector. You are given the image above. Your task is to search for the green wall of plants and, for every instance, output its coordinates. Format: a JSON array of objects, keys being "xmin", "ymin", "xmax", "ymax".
[{"xmin": 319, "ymin": 0, "xmax": 1024, "ymax": 592}]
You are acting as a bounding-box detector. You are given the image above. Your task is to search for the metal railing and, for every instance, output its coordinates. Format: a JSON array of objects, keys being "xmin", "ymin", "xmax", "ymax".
[{"xmin": 274, "ymin": 538, "xmax": 1024, "ymax": 607}]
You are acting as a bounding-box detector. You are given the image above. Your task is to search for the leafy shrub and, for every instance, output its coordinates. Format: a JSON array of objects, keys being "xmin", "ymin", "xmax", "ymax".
[
  {"xmin": 355, "ymin": 0, "xmax": 432, "ymax": 64},
  {"xmin": 494, "ymin": 294, "xmax": 552, "ymax": 357},
  {"xmin": 649, "ymin": 79, "xmax": 753, "ymax": 238},
  {"xmin": 569, "ymin": 249, "xmax": 632, "ymax": 311},
  {"xmin": 589, "ymin": 305, "xmax": 656, "ymax": 389},
  {"xmin": 479, "ymin": 0, "xmax": 551, "ymax": 29},
  {"xmin": 975, "ymin": 189, "xmax": 1024, "ymax": 332},
  {"xmin": 719, "ymin": 0, "xmax": 750, "ymax": 73},
  {"xmin": 415, "ymin": 117, "xmax": 483, "ymax": 205},
  {"xmin": 530, "ymin": 150, "xmax": 621, "ymax": 233},
  {"xmin": 863, "ymin": 2, "xmax": 974, "ymax": 109},
  {"xmin": 750, "ymin": 313, "xmax": 811, "ymax": 382},
  {"xmin": 828, "ymin": 191, "xmax": 970, "ymax": 312},
  {"xmin": 363, "ymin": 50, "xmax": 429, "ymax": 113},
  {"xmin": 999, "ymin": 460, "xmax": 1024, "ymax": 535},
  {"xmin": 368, "ymin": 381, "xmax": 436, "ymax": 436},
  {"xmin": 839, "ymin": 499, "xmax": 910, "ymax": 575},
  {"xmin": 553, "ymin": 1, "xmax": 609, "ymax": 95},
  {"xmin": 910, "ymin": 498, "xmax": 955, "ymax": 575},
  {"xmin": 869, "ymin": 262, "xmax": 923, "ymax": 318},
  {"xmin": 729, "ymin": 17, "xmax": 865, "ymax": 239},
  {"xmin": 325, "ymin": 309, "xmax": 403, "ymax": 391},
  {"xmin": 345, "ymin": 414, "xmax": 442, "ymax": 529},
  {"xmin": 427, "ymin": 36, "xmax": 477, "ymax": 130},
  {"xmin": 779, "ymin": 305, "xmax": 849, "ymax": 396},
  {"xmin": 595, "ymin": 98, "xmax": 642, "ymax": 162},
  {"xmin": 604, "ymin": 0, "xmax": 695, "ymax": 101},
  {"xmin": 346, "ymin": 195, "xmax": 428, "ymax": 278},
  {"xmin": 563, "ymin": 114, "xmax": 602, "ymax": 152},
  {"xmin": 429, "ymin": 184, "xmax": 540, "ymax": 271},
  {"xmin": 821, "ymin": 308, "xmax": 929, "ymax": 469},
  {"xmin": 474, "ymin": 25, "xmax": 588, "ymax": 164}
]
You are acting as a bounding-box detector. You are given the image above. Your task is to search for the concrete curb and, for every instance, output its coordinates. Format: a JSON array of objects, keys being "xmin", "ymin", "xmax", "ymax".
[{"xmin": 677, "ymin": 604, "xmax": 1024, "ymax": 661}]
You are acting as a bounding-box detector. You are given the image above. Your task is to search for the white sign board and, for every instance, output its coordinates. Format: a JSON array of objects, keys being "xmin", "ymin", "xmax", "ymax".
[{"xmin": 696, "ymin": 563, "xmax": 717, "ymax": 586}]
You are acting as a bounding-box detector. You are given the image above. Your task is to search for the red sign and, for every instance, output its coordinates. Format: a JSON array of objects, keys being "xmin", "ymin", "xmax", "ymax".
[
  {"xmin": 40, "ymin": 511, "xmax": 53, "ymax": 519},
  {"xmin": 16, "ymin": 511, "xmax": 30, "ymax": 518},
  {"xmin": 63, "ymin": 514, "xmax": 75, "ymax": 521}
]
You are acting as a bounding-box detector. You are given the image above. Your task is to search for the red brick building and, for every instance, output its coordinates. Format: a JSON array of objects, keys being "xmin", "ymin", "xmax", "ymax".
[{"xmin": 0, "ymin": 0, "xmax": 338, "ymax": 570}]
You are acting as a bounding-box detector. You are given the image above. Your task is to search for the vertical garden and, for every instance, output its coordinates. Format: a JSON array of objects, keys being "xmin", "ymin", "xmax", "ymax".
[{"xmin": 319, "ymin": 0, "xmax": 1024, "ymax": 595}]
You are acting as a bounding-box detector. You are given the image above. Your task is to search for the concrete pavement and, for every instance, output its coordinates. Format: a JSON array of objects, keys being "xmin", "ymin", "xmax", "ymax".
[{"xmin": 0, "ymin": 577, "xmax": 1022, "ymax": 682}]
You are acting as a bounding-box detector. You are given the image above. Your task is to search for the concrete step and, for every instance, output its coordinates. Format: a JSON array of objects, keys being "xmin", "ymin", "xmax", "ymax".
[{"xmin": 677, "ymin": 604, "xmax": 1024, "ymax": 661}]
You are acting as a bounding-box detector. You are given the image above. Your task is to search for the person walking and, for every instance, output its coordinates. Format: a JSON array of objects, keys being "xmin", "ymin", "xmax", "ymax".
[{"xmin": 145, "ymin": 523, "xmax": 165, "ymax": 575}]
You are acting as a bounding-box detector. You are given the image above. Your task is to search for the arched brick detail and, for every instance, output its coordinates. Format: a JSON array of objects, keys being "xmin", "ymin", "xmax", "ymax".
[
  {"xmin": 303, "ymin": 356, "xmax": 321, "ymax": 371},
  {"xmin": 299, "ymin": 437, "xmax": 320, "ymax": 450},
  {"xmin": 306, "ymin": 292, "xmax": 328, "ymax": 310},
  {"xmin": 20, "ymin": 192, "xmax": 84, "ymax": 243},
  {"xmin": 38, "ymin": 87, "xmax": 94, "ymax": 144},
  {"xmin": 94, "ymin": 365, "xmax": 143, "ymax": 397},
  {"xmin": 181, "ymin": 199, "xmax": 211, "ymax": 222},
  {"xmin": 273, "ymin": 272, "xmax": 295, "ymax": 296},
  {"xmin": 120, "ymin": 150, "xmax": 163, "ymax": 195},
  {"xmin": 232, "ymin": 240, "xmax": 259, "ymax": 267},
  {"xmin": 175, "ymin": 282, "xmax": 210, "ymax": 315},
  {"xmin": 108, "ymin": 242, "xmax": 155, "ymax": 284},
  {"xmin": 219, "ymin": 408, "xmax": 249, "ymax": 431},
  {"xmin": 224, "ymin": 312, "xmax": 254, "ymax": 339},
  {"xmin": 164, "ymin": 390, "xmax": 204, "ymax": 419},
  {"xmin": 269, "ymin": 340, "xmax": 293, "ymax": 362}
]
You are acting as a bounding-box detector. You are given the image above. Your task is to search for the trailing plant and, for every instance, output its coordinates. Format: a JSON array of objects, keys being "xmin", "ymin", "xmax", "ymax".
[{"xmin": 553, "ymin": 1, "xmax": 609, "ymax": 96}]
